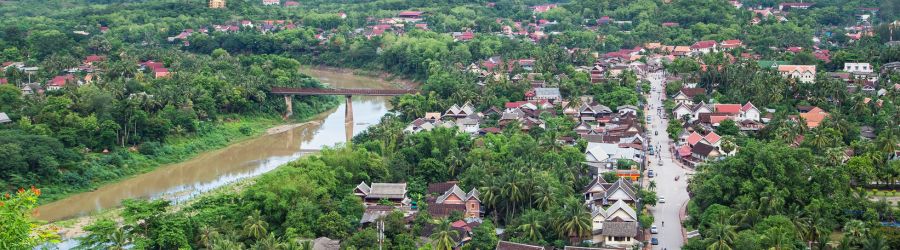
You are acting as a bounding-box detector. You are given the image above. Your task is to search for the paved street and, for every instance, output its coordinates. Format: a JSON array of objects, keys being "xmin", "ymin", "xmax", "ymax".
[{"xmin": 644, "ymin": 71, "xmax": 693, "ymax": 250}]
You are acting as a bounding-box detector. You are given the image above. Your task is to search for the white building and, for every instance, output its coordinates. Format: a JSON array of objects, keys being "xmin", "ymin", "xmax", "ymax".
[{"xmin": 778, "ymin": 65, "xmax": 816, "ymax": 83}]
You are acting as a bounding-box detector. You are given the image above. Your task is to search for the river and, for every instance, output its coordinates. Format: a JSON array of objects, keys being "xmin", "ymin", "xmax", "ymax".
[{"xmin": 34, "ymin": 67, "xmax": 398, "ymax": 222}]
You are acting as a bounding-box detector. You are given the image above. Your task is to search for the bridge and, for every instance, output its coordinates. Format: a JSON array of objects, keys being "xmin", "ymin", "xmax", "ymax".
[
  {"xmin": 272, "ymin": 87, "xmax": 418, "ymax": 118},
  {"xmin": 272, "ymin": 87, "xmax": 419, "ymax": 142},
  {"xmin": 271, "ymin": 87, "xmax": 418, "ymax": 96}
]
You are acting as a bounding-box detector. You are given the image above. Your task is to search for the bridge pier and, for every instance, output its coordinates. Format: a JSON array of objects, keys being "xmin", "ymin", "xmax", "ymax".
[
  {"xmin": 284, "ymin": 95, "xmax": 293, "ymax": 119},
  {"xmin": 345, "ymin": 95, "xmax": 353, "ymax": 143}
]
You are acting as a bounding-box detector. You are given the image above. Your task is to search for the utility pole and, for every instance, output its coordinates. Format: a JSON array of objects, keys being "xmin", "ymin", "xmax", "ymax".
[{"xmin": 378, "ymin": 219, "xmax": 384, "ymax": 250}]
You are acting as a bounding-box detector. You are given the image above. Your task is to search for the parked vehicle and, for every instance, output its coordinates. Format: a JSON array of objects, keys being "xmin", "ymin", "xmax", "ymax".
[
  {"xmin": 651, "ymin": 225, "xmax": 659, "ymax": 234},
  {"xmin": 659, "ymin": 196, "xmax": 666, "ymax": 203},
  {"xmin": 651, "ymin": 238, "xmax": 659, "ymax": 245},
  {"xmin": 648, "ymin": 170, "xmax": 655, "ymax": 178}
]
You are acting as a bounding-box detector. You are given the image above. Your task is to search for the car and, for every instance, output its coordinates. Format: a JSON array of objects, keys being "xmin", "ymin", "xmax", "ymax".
[
  {"xmin": 651, "ymin": 238, "xmax": 659, "ymax": 245},
  {"xmin": 651, "ymin": 225, "xmax": 659, "ymax": 234},
  {"xmin": 649, "ymin": 150, "xmax": 655, "ymax": 155},
  {"xmin": 658, "ymin": 160, "xmax": 663, "ymax": 166},
  {"xmin": 648, "ymin": 170, "xmax": 655, "ymax": 178},
  {"xmin": 659, "ymin": 196, "xmax": 666, "ymax": 203}
]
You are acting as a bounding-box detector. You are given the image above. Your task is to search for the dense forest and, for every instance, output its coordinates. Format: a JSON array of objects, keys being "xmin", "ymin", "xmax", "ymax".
[{"xmin": 0, "ymin": 0, "xmax": 898, "ymax": 249}]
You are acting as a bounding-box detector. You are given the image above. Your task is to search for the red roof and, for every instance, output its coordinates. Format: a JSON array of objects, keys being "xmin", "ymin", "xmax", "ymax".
[
  {"xmin": 662, "ymin": 22, "xmax": 679, "ymax": 27},
  {"xmin": 786, "ymin": 47, "xmax": 803, "ymax": 53},
  {"xmin": 0, "ymin": 78, "xmax": 7, "ymax": 84},
  {"xmin": 284, "ymin": 1, "xmax": 299, "ymax": 6},
  {"xmin": 678, "ymin": 145, "xmax": 693, "ymax": 157},
  {"xmin": 704, "ymin": 132, "xmax": 721, "ymax": 144},
  {"xmin": 741, "ymin": 102, "xmax": 757, "ymax": 112},
  {"xmin": 710, "ymin": 116, "xmax": 732, "ymax": 125},
  {"xmin": 715, "ymin": 104, "xmax": 741, "ymax": 114},
  {"xmin": 505, "ymin": 101, "xmax": 527, "ymax": 109},
  {"xmin": 142, "ymin": 61, "xmax": 165, "ymax": 70},
  {"xmin": 153, "ymin": 67, "xmax": 169, "ymax": 73},
  {"xmin": 691, "ymin": 40, "xmax": 717, "ymax": 49},
  {"xmin": 451, "ymin": 220, "xmax": 468, "ymax": 229},
  {"xmin": 398, "ymin": 11, "xmax": 423, "ymax": 17},
  {"xmin": 84, "ymin": 55, "xmax": 105, "ymax": 64},
  {"xmin": 687, "ymin": 132, "xmax": 703, "ymax": 146},
  {"xmin": 48, "ymin": 74, "xmax": 75, "ymax": 87}
]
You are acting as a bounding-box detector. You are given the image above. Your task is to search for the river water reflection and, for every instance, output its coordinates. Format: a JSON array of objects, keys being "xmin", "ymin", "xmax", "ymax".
[{"xmin": 35, "ymin": 68, "xmax": 396, "ymax": 222}]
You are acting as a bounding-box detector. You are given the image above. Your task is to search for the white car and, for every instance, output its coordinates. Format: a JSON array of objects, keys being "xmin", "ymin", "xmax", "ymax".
[
  {"xmin": 651, "ymin": 225, "xmax": 659, "ymax": 234},
  {"xmin": 659, "ymin": 196, "xmax": 666, "ymax": 203}
]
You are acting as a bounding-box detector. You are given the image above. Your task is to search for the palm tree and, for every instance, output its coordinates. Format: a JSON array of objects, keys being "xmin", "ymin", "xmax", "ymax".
[
  {"xmin": 516, "ymin": 213, "xmax": 545, "ymax": 242},
  {"xmin": 648, "ymin": 180, "xmax": 657, "ymax": 191},
  {"xmin": 502, "ymin": 173, "xmax": 525, "ymax": 221},
  {"xmin": 107, "ymin": 228, "xmax": 130, "ymax": 250},
  {"xmin": 706, "ymin": 217, "xmax": 737, "ymax": 250},
  {"xmin": 480, "ymin": 185, "xmax": 501, "ymax": 222},
  {"xmin": 843, "ymin": 220, "xmax": 868, "ymax": 245},
  {"xmin": 198, "ymin": 225, "xmax": 219, "ymax": 248},
  {"xmin": 243, "ymin": 210, "xmax": 269, "ymax": 241},
  {"xmin": 863, "ymin": 233, "xmax": 889, "ymax": 250},
  {"xmin": 533, "ymin": 185, "xmax": 557, "ymax": 210},
  {"xmin": 429, "ymin": 220, "xmax": 460, "ymax": 250},
  {"xmin": 556, "ymin": 199, "xmax": 591, "ymax": 244},
  {"xmin": 252, "ymin": 233, "xmax": 280, "ymax": 250}
]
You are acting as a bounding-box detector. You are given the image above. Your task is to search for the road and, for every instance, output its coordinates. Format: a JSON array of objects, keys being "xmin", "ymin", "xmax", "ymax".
[{"xmin": 644, "ymin": 71, "xmax": 693, "ymax": 250}]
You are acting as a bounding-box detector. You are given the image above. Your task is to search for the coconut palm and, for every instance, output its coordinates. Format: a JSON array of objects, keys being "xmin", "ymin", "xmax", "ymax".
[
  {"xmin": 429, "ymin": 220, "xmax": 460, "ymax": 250},
  {"xmin": 243, "ymin": 210, "xmax": 269, "ymax": 240},
  {"xmin": 516, "ymin": 213, "xmax": 545, "ymax": 242},
  {"xmin": 252, "ymin": 233, "xmax": 280, "ymax": 250},
  {"xmin": 706, "ymin": 217, "xmax": 737, "ymax": 250},
  {"xmin": 648, "ymin": 180, "xmax": 657, "ymax": 191},
  {"xmin": 198, "ymin": 225, "xmax": 219, "ymax": 248},
  {"xmin": 556, "ymin": 198, "xmax": 592, "ymax": 244},
  {"xmin": 532, "ymin": 184, "xmax": 557, "ymax": 210}
]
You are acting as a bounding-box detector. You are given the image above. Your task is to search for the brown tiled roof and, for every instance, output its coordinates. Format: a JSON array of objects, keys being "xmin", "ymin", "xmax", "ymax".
[
  {"xmin": 496, "ymin": 240, "xmax": 545, "ymax": 250},
  {"xmin": 601, "ymin": 221, "xmax": 638, "ymax": 237},
  {"xmin": 427, "ymin": 181, "xmax": 458, "ymax": 194},
  {"xmin": 427, "ymin": 202, "xmax": 466, "ymax": 217},
  {"xmin": 692, "ymin": 142, "xmax": 715, "ymax": 157},
  {"xmin": 680, "ymin": 88, "xmax": 706, "ymax": 98}
]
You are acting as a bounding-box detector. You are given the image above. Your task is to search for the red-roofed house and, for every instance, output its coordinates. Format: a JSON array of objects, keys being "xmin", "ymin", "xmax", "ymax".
[
  {"xmin": 686, "ymin": 132, "xmax": 703, "ymax": 146},
  {"xmin": 397, "ymin": 11, "xmax": 424, "ymax": 22},
  {"xmin": 690, "ymin": 40, "xmax": 718, "ymax": 54},
  {"xmin": 84, "ymin": 55, "xmax": 105, "ymax": 65},
  {"xmin": 703, "ymin": 132, "xmax": 721, "ymax": 146},
  {"xmin": 153, "ymin": 67, "xmax": 171, "ymax": 78},
  {"xmin": 662, "ymin": 22, "xmax": 679, "ymax": 27},
  {"xmin": 786, "ymin": 46, "xmax": 803, "ymax": 53},
  {"xmin": 284, "ymin": 1, "xmax": 299, "ymax": 7},
  {"xmin": 531, "ymin": 4, "xmax": 557, "ymax": 13},
  {"xmin": 740, "ymin": 102, "xmax": 761, "ymax": 122},
  {"xmin": 714, "ymin": 104, "xmax": 742, "ymax": 115},
  {"xmin": 47, "ymin": 74, "xmax": 77, "ymax": 91},
  {"xmin": 720, "ymin": 39, "xmax": 743, "ymax": 50},
  {"xmin": 454, "ymin": 31, "xmax": 474, "ymax": 41}
]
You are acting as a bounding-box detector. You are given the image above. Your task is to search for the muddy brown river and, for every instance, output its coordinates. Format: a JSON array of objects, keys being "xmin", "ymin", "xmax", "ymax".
[{"xmin": 35, "ymin": 68, "xmax": 398, "ymax": 222}]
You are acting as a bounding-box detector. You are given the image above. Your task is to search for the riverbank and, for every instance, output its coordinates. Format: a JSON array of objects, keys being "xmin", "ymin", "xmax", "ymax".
[
  {"xmin": 300, "ymin": 65, "xmax": 420, "ymax": 90},
  {"xmin": 37, "ymin": 113, "xmax": 332, "ymax": 206}
]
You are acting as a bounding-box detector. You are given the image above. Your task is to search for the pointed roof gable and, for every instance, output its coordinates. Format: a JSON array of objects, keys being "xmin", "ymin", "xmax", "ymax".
[
  {"xmin": 606, "ymin": 199, "xmax": 638, "ymax": 221},
  {"xmin": 704, "ymin": 132, "xmax": 721, "ymax": 145},
  {"xmin": 582, "ymin": 176, "xmax": 610, "ymax": 193},
  {"xmin": 741, "ymin": 102, "xmax": 758, "ymax": 112},
  {"xmin": 687, "ymin": 132, "xmax": 703, "ymax": 146},
  {"xmin": 606, "ymin": 178, "xmax": 636, "ymax": 201},
  {"xmin": 355, "ymin": 182, "xmax": 371, "ymax": 195},
  {"xmin": 436, "ymin": 184, "xmax": 467, "ymax": 203}
]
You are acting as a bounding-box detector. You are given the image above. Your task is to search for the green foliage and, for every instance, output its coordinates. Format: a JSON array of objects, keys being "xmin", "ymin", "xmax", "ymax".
[{"xmin": 1, "ymin": 188, "xmax": 58, "ymax": 249}]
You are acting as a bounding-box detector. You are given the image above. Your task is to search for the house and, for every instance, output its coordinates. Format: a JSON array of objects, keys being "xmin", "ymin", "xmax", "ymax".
[
  {"xmin": 672, "ymin": 103, "xmax": 692, "ymax": 121},
  {"xmin": 845, "ymin": 63, "xmax": 873, "ymax": 73},
  {"xmin": 46, "ymin": 74, "xmax": 77, "ymax": 91},
  {"xmin": 690, "ymin": 40, "xmax": 718, "ymax": 55},
  {"xmin": 720, "ymin": 39, "xmax": 743, "ymax": 50},
  {"xmin": 153, "ymin": 67, "xmax": 171, "ymax": 78},
  {"xmin": 779, "ymin": 2, "xmax": 815, "ymax": 11},
  {"xmin": 690, "ymin": 102, "xmax": 713, "ymax": 122},
  {"xmin": 616, "ymin": 105, "xmax": 638, "ymax": 116},
  {"xmin": 580, "ymin": 103, "xmax": 613, "ymax": 118},
  {"xmin": 262, "ymin": 0, "xmax": 279, "ymax": 5},
  {"xmin": 284, "ymin": 1, "xmax": 299, "ymax": 7},
  {"xmin": 672, "ymin": 88, "xmax": 706, "ymax": 105},
  {"xmin": 354, "ymin": 182, "xmax": 410, "ymax": 206},
  {"xmin": 526, "ymin": 88, "xmax": 561, "ymax": 102},
  {"xmin": 531, "ymin": 4, "xmax": 557, "ymax": 14},
  {"xmin": 740, "ymin": 102, "xmax": 761, "ymax": 122},
  {"xmin": 0, "ymin": 112, "xmax": 11, "ymax": 123},
  {"xmin": 311, "ymin": 237, "xmax": 340, "ymax": 250},
  {"xmin": 496, "ymin": 241, "xmax": 545, "ymax": 250},
  {"xmin": 777, "ymin": 65, "xmax": 816, "ymax": 83},
  {"xmin": 691, "ymin": 142, "xmax": 719, "ymax": 161},
  {"xmin": 209, "ymin": 0, "xmax": 226, "ymax": 9},
  {"xmin": 453, "ymin": 31, "xmax": 474, "ymax": 41},
  {"xmin": 583, "ymin": 177, "xmax": 638, "ymax": 208},
  {"xmin": 444, "ymin": 102, "xmax": 475, "ymax": 119},
  {"xmin": 427, "ymin": 182, "xmax": 481, "ymax": 219},
  {"xmin": 397, "ymin": 11, "xmax": 424, "ymax": 22},
  {"xmin": 457, "ymin": 118, "xmax": 481, "ymax": 134},
  {"xmin": 600, "ymin": 222, "xmax": 638, "ymax": 247},
  {"xmin": 585, "ymin": 142, "xmax": 643, "ymax": 168},
  {"xmin": 83, "ymin": 55, "xmax": 105, "ymax": 65},
  {"xmin": 798, "ymin": 107, "xmax": 828, "ymax": 128}
]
